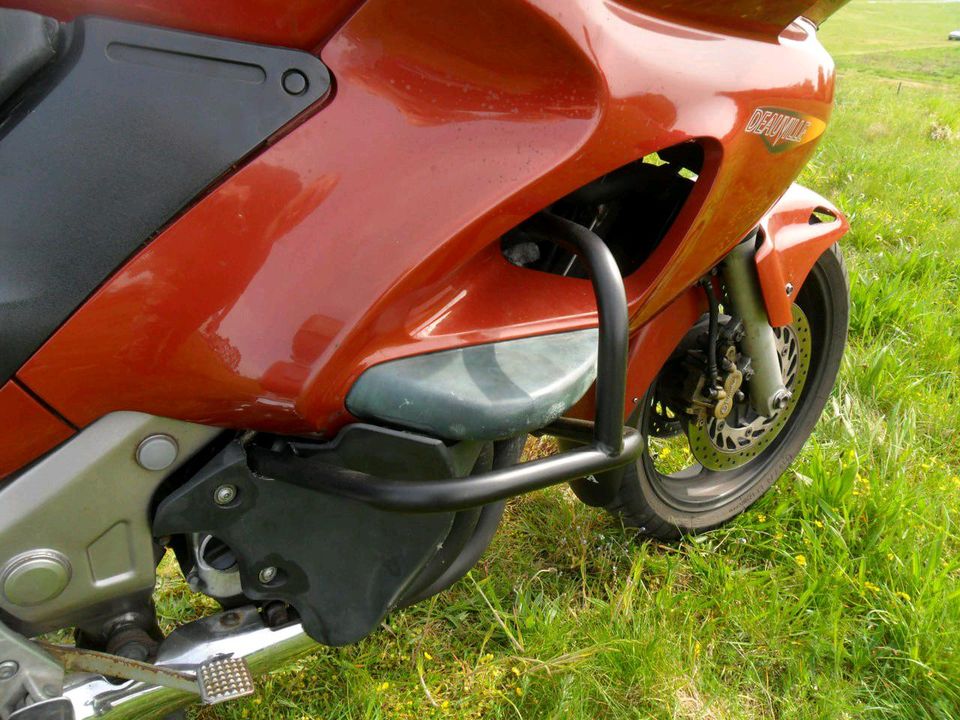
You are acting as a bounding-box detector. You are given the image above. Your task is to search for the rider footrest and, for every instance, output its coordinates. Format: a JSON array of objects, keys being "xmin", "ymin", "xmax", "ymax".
[{"xmin": 197, "ymin": 657, "xmax": 255, "ymax": 705}]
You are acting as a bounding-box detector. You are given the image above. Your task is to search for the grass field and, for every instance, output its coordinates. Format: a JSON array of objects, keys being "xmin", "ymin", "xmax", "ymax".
[{"xmin": 175, "ymin": 3, "xmax": 960, "ymax": 718}]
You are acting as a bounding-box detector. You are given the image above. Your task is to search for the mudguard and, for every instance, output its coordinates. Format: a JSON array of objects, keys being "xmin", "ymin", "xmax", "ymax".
[{"xmin": 755, "ymin": 183, "xmax": 849, "ymax": 327}]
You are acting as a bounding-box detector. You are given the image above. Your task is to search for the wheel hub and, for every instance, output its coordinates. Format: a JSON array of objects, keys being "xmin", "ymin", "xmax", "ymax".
[{"xmin": 685, "ymin": 304, "xmax": 812, "ymax": 471}]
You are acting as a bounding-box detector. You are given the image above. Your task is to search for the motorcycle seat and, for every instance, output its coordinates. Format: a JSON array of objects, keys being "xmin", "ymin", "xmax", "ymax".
[{"xmin": 0, "ymin": 9, "xmax": 60, "ymax": 108}]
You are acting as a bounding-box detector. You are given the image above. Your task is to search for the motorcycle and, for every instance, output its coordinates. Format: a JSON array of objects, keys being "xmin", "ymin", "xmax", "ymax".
[{"xmin": 0, "ymin": 0, "xmax": 851, "ymax": 717}]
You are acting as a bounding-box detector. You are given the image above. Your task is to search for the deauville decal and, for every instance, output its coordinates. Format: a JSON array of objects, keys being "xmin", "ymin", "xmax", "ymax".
[{"xmin": 745, "ymin": 107, "xmax": 827, "ymax": 153}]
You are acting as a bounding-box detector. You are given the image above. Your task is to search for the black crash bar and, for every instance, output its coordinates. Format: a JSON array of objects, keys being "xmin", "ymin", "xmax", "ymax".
[{"xmin": 304, "ymin": 213, "xmax": 644, "ymax": 512}]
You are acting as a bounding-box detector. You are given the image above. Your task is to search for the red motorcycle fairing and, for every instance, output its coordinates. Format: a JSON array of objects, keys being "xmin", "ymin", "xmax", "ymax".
[
  {"xmin": 6, "ymin": 0, "xmax": 845, "ymax": 478},
  {"xmin": 0, "ymin": 382, "xmax": 73, "ymax": 479},
  {"xmin": 755, "ymin": 184, "xmax": 850, "ymax": 327},
  {"xmin": 2, "ymin": 0, "xmax": 365, "ymax": 49},
  {"xmin": 568, "ymin": 185, "xmax": 848, "ymax": 423},
  {"xmin": 4, "ymin": 0, "xmax": 851, "ymax": 47}
]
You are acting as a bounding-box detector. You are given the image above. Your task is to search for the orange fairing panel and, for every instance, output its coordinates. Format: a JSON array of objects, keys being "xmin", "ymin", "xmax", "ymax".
[
  {"xmin": 2, "ymin": 0, "xmax": 364, "ymax": 49},
  {"xmin": 619, "ymin": 1, "xmax": 851, "ymax": 36},
  {"xmin": 755, "ymin": 184, "xmax": 849, "ymax": 327},
  {"xmin": 0, "ymin": 382, "xmax": 73, "ymax": 480},
  {"xmin": 803, "ymin": 1, "xmax": 852, "ymax": 27},
  {"xmin": 569, "ymin": 285, "xmax": 706, "ymax": 423},
  {"xmin": 20, "ymin": 0, "xmax": 837, "ymax": 436}
]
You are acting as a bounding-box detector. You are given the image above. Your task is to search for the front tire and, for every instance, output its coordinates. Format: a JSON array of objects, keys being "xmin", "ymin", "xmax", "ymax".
[{"xmin": 605, "ymin": 243, "xmax": 849, "ymax": 540}]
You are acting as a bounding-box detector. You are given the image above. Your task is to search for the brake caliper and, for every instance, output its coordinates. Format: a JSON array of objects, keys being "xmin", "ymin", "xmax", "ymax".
[{"xmin": 682, "ymin": 328, "xmax": 752, "ymax": 428}]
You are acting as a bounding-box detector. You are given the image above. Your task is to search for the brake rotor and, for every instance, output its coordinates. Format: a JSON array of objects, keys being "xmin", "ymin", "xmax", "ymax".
[{"xmin": 685, "ymin": 304, "xmax": 812, "ymax": 471}]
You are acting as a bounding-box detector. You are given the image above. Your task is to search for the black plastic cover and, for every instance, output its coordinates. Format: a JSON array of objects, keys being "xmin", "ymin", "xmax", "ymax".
[
  {"xmin": 153, "ymin": 426, "xmax": 479, "ymax": 646},
  {"xmin": 0, "ymin": 16, "xmax": 330, "ymax": 383}
]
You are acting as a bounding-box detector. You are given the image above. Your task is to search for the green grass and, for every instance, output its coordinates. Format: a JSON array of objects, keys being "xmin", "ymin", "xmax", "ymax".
[{"xmin": 171, "ymin": 3, "xmax": 960, "ymax": 718}]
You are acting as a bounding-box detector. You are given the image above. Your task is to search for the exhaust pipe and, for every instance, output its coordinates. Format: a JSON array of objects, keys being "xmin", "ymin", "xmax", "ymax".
[{"xmin": 62, "ymin": 607, "xmax": 315, "ymax": 720}]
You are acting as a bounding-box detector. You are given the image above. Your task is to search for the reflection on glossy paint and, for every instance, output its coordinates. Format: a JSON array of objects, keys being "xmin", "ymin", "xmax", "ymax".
[{"xmin": 19, "ymin": 0, "xmax": 842, "ymax": 441}]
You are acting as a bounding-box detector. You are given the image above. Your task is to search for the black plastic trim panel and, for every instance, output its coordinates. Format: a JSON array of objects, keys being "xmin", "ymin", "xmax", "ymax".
[{"xmin": 0, "ymin": 16, "xmax": 331, "ymax": 383}]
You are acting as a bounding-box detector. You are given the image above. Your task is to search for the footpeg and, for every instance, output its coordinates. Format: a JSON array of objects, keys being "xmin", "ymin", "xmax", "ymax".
[
  {"xmin": 197, "ymin": 657, "xmax": 255, "ymax": 705},
  {"xmin": 40, "ymin": 642, "xmax": 255, "ymax": 707}
]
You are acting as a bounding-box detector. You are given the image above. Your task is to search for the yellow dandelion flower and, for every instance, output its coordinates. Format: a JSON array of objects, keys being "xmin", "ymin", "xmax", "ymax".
[
  {"xmin": 378, "ymin": 682, "xmax": 390, "ymax": 692},
  {"xmin": 515, "ymin": 687, "xmax": 523, "ymax": 697},
  {"xmin": 757, "ymin": 514, "xmax": 767, "ymax": 523},
  {"xmin": 813, "ymin": 520, "xmax": 823, "ymax": 529},
  {"xmin": 511, "ymin": 667, "xmax": 521, "ymax": 677},
  {"xmin": 895, "ymin": 591, "xmax": 912, "ymax": 602},
  {"xmin": 864, "ymin": 581, "xmax": 881, "ymax": 593},
  {"xmin": 795, "ymin": 554, "xmax": 807, "ymax": 567},
  {"xmin": 442, "ymin": 700, "xmax": 450, "ymax": 709},
  {"xmin": 423, "ymin": 652, "xmax": 433, "ymax": 661}
]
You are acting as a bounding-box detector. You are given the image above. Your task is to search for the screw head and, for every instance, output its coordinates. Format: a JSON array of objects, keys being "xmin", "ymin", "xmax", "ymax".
[
  {"xmin": 785, "ymin": 282, "xmax": 795, "ymax": 296},
  {"xmin": 258, "ymin": 566, "xmax": 278, "ymax": 584},
  {"xmin": 0, "ymin": 660, "xmax": 19, "ymax": 680},
  {"xmin": 214, "ymin": 485, "xmax": 237, "ymax": 506},
  {"xmin": 282, "ymin": 69, "xmax": 308, "ymax": 96}
]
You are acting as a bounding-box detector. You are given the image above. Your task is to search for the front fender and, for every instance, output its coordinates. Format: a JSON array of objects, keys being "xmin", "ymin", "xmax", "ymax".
[{"xmin": 756, "ymin": 183, "xmax": 849, "ymax": 327}]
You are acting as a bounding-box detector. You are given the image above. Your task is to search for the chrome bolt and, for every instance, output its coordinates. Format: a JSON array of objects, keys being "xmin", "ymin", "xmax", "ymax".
[
  {"xmin": 258, "ymin": 566, "xmax": 278, "ymax": 584},
  {"xmin": 214, "ymin": 484, "xmax": 237, "ymax": 506},
  {"xmin": 773, "ymin": 390, "xmax": 793, "ymax": 410},
  {"xmin": 0, "ymin": 660, "xmax": 19, "ymax": 680},
  {"xmin": 785, "ymin": 282, "xmax": 795, "ymax": 296}
]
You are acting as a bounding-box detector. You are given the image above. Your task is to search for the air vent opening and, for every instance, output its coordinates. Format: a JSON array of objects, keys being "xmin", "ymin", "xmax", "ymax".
[
  {"xmin": 809, "ymin": 207, "xmax": 838, "ymax": 224},
  {"xmin": 501, "ymin": 140, "xmax": 704, "ymax": 278}
]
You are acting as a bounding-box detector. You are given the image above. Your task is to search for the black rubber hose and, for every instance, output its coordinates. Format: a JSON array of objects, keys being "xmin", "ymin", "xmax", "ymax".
[{"xmin": 702, "ymin": 278, "xmax": 720, "ymax": 388}]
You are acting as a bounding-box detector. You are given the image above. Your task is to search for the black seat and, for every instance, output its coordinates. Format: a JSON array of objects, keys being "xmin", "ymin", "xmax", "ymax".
[{"xmin": 0, "ymin": 9, "xmax": 59, "ymax": 108}]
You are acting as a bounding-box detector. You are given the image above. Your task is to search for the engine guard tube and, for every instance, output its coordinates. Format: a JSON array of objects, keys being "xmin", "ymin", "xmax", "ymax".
[{"xmin": 755, "ymin": 183, "xmax": 850, "ymax": 327}]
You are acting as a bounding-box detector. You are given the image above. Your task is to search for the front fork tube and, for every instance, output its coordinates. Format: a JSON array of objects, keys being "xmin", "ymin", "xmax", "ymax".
[{"xmin": 721, "ymin": 234, "xmax": 791, "ymax": 417}]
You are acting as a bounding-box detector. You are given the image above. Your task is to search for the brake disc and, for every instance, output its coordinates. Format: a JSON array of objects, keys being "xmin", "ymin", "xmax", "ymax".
[{"xmin": 686, "ymin": 304, "xmax": 811, "ymax": 471}]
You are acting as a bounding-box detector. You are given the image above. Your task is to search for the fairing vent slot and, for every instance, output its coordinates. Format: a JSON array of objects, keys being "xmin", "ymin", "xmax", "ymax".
[
  {"xmin": 809, "ymin": 207, "xmax": 839, "ymax": 224},
  {"xmin": 501, "ymin": 141, "xmax": 704, "ymax": 278}
]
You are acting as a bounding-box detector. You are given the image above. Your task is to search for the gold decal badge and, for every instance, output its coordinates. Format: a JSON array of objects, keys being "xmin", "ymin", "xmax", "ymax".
[{"xmin": 745, "ymin": 107, "xmax": 826, "ymax": 153}]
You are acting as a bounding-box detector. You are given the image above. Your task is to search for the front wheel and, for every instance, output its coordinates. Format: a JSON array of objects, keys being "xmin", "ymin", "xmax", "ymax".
[{"xmin": 605, "ymin": 244, "xmax": 849, "ymax": 540}]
